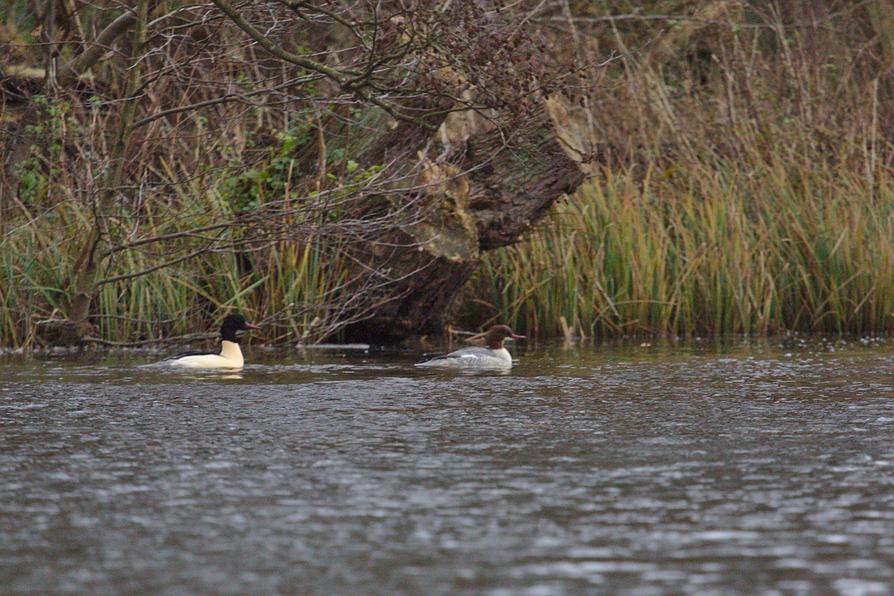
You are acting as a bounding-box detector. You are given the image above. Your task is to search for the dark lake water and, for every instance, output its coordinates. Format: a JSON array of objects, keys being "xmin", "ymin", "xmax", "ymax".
[{"xmin": 2, "ymin": 338, "xmax": 894, "ymax": 594}]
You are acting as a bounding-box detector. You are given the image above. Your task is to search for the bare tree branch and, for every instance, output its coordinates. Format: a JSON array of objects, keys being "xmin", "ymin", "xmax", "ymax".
[
  {"xmin": 57, "ymin": 9, "xmax": 137, "ymax": 85},
  {"xmin": 210, "ymin": 0, "xmax": 354, "ymax": 83}
]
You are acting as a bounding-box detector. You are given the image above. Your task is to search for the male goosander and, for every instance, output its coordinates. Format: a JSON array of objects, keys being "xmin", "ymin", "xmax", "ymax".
[
  {"xmin": 168, "ymin": 313, "xmax": 260, "ymax": 369},
  {"xmin": 416, "ymin": 325, "xmax": 525, "ymax": 369}
]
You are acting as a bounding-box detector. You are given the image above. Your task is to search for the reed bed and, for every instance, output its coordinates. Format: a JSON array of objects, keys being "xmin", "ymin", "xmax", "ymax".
[
  {"xmin": 5, "ymin": 154, "xmax": 894, "ymax": 346},
  {"xmin": 462, "ymin": 1, "xmax": 894, "ymax": 339},
  {"xmin": 466, "ymin": 160, "xmax": 894, "ymax": 338},
  {"xmin": 0, "ymin": 205, "xmax": 346, "ymax": 347}
]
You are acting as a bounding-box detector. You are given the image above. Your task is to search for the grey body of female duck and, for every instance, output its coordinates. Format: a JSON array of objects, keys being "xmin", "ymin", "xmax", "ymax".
[{"xmin": 416, "ymin": 325, "xmax": 525, "ymax": 369}]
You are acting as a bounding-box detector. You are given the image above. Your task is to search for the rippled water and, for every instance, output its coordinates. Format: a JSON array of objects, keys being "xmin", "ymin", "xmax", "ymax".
[{"xmin": 3, "ymin": 338, "xmax": 894, "ymax": 594}]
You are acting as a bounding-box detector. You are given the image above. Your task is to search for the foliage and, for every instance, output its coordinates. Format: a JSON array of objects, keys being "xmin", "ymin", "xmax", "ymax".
[
  {"xmin": 460, "ymin": 0, "xmax": 894, "ymax": 338},
  {"xmin": 467, "ymin": 161, "xmax": 894, "ymax": 337},
  {"xmin": 0, "ymin": 195, "xmax": 348, "ymax": 345},
  {"xmin": 4, "ymin": 1, "xmax": 894, "ymax": 345}
]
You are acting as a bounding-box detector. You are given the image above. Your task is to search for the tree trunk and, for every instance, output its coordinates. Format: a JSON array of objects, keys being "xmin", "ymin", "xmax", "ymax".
[
  {"xmin": 37, "ymin": 0, "xmax": 149, "ymax": 345},
  {"xmin": 343, "ymin": 100, "xmax": 587, "ymax": 343}
]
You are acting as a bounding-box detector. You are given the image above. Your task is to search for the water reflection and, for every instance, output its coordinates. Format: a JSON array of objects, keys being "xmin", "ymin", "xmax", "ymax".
[{"xmin": 2, "ymin": 338, "xmax": 894, "ymax": 593}]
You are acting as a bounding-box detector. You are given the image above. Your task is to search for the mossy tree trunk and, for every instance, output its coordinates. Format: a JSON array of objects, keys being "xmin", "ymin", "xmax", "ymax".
[{"xmin": 342, "ymin": 104, "xmax": 587, "ymax": 343}]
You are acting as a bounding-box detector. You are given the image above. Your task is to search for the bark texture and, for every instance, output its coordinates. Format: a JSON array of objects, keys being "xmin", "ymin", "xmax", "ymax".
[{"xmin": 343, "ymin": 99, "xmax": 587, "ymax": 343}]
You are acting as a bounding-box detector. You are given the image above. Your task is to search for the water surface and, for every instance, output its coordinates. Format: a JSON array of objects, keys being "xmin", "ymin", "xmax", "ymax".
[{"xmin": 2, "ymin": 338, "xmax": 894, "ymax": 593}]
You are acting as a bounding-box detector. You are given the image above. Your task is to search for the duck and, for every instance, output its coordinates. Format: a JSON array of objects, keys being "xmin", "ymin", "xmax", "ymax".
[
  {"xmin": 167, "ymin": 313, "xmax": 260, "ymax": 369},
  {"xmin": 415, "ymin": 325, "xmax": 525, "ymax": 369}
]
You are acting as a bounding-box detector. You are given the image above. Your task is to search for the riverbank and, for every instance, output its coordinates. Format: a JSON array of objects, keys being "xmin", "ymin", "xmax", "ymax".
[
  {"xmin": 3, "ymin": 2, "xmax": 893, "ymax": 347},
  {"xmin": 3, "ymin": 161, "xmax": 894, "ymax": 347}
]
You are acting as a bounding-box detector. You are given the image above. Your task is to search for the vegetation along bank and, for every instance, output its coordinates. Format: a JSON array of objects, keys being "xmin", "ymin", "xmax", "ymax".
[{"xmin": 2, "ymin": 1, "xmax": 893, "ymax": 346}]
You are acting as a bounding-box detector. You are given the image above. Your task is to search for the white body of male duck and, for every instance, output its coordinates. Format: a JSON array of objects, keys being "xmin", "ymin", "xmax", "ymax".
[
  {"xmin": 416, "ymin": 325, "xmax": 525, "ymax": 369},
  {"xmin": 168, "ymin": 314, "xmax": 260, "ymax": 369}
]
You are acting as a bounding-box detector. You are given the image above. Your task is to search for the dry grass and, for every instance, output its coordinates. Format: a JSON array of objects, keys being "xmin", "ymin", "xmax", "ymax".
[
  {"xmin": 466, "ymin": 160, "xmax": 894, "ymax": 338},
  {"xmin": 462, "ymin": 2, "xmax": 894, "ymax": 338}
]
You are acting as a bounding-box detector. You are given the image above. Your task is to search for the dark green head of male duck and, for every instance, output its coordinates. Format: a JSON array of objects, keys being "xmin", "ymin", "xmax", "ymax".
[{"xmin": 220, "ymin": 313, "xmax": 260, "ymax": 342}]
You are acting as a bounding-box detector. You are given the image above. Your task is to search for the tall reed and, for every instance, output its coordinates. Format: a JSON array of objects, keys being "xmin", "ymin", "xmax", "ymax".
[
  {"xmin": 0, "ymin": 200, "xmax": 348, "ymax": 347},
  {"xmin": 465, "ymin": 160, "xmax": 894, "ymax": 338}
]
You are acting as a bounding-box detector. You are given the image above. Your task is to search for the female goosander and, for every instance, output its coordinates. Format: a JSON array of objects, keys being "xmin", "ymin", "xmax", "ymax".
[
  {"xmin": 168, "ymin": 313, "xmax": 260, "ymax": 369},
  {"xmin": 416, "ymin": 325, "xmax": 525, "ymax": 369}
]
